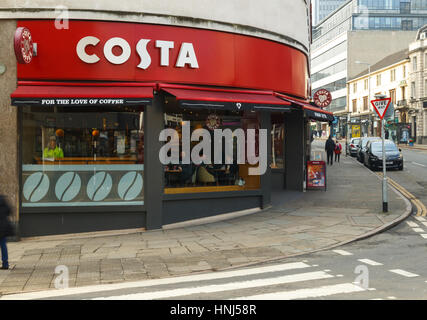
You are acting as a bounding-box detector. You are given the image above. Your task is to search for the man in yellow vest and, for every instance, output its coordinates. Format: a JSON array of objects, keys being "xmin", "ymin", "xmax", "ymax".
[{"xmin": 43, "ymin": 136, "xmax": 64, "ymax": 159}]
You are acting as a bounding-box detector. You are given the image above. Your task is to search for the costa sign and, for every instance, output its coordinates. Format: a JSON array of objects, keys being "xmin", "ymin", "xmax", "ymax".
[
  {"xmin": 14, "ymin": 27, "xmax": 33, "ymax": 64},
  {"xmin": 76, "ymin": 36, "xmax": 199, "ymax": 69},
  {"xmin": 17, "ymin": 20, "xmax": 309, "ymax": 98},
  {"xmin": 313, "ymin": 89, "xmax": 332, "ymax": 108}
]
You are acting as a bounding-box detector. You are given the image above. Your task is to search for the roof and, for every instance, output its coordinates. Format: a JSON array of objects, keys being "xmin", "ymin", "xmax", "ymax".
[{"xmin": 349, "ymin": 49, "xmax": 409, "ymax": 82}]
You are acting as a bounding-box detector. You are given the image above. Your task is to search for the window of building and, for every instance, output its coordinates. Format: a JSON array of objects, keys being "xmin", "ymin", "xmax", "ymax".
[
  {"xmin": 390, "ymin": 69, "xmax": 396, "ymax": 82},
  {"xmin": 353, "ymin": 82, "xmax": 357, "ymax": 93},
  {"xmin": 403, "ymin": 65, "xmax": 406, "ymax": 77},
  {"xmin": 425, "ymin": 53, "xmax": 427, "ymax": 69},
  {"xmin": 402, "ymin": 19, "xmax": 413, "ymax": 30},
  {"xmin": 425, "ymin": 79, "xmax": 427, "ymax": 96},
  {"xmin": 402, "ymin": 86, "xmax": 406, "ymax": 100},
  {"xmin": 400, "ymin": 1, "xmax": 411, "ymax": 14},
  {"xmin": 413, "ymin": 56, "xmax": 417, "ymax": 71},
  {"xmin": 352, "ymin": 99, "xmax": 357, "ymax": 113},
  {"xmin": 364, "ymin": 79, "xmax": 369, "ymax": 90},
  {"xmin": 363, "ymin": 96, "xmax": 368, "ymax": 111},
  {"xmin": 376, "ymin": 74, "xmax": 381, "ymax": 86},
  {"xmin": 163, "ymin": 101, "xmax": 261, "ymax": 193},
  {"xmin": 389, "ymin": 89, "xmax": 396, "ymax": 104},
  {"xmin": 411, "ymin": 81, "xmax": 416, "ymax": 98},
  {"xmin": 21, "ymin": 105, "xmax": 145, "ymax": 208}
]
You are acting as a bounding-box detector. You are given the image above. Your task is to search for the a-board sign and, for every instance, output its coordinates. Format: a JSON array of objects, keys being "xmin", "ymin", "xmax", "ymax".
[{"xmin": 306, "ymin": 161, "xmax": 326, "ymax": 191}]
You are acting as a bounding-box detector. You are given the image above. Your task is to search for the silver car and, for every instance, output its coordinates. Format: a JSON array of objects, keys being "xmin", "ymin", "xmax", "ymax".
[{"xmin": 347, "ymin": 138, "xmax": 360, "ymax": 157}]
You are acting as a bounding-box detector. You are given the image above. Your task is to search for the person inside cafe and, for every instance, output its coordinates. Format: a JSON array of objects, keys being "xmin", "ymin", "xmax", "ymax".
[{"xmin": 43, "ymin": 136, "xmax": 64, "ymax": 159}]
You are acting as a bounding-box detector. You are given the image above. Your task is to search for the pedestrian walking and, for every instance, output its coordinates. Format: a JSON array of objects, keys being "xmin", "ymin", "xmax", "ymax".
[
  {"xmin": 334, "ymin": 139, "xmax": 342, "ymax": 163},
  {"xmin": 325, "ymin": 135, "xmax": 336, "ymax": 165},
  {"xmin": 0, "ymin": 195, "xmax": 15, "ymax": 270}
]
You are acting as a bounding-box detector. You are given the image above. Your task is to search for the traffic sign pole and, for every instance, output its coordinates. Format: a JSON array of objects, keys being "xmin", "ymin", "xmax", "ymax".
[
  {"xmin": 371, "ymin": 97, "xmax": 391, "ymax": 213},
  {"xmin": 382, "ymin": 118, "xmax": 388, "ymax": 212}
]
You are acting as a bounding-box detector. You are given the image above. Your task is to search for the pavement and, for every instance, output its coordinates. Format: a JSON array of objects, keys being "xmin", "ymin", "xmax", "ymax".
[{"xmin": 0, "ymin": 140, "xmax": 412, "ymax": 296}]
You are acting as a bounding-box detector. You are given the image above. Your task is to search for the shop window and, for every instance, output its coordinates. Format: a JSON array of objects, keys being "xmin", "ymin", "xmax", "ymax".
[
  {"xmin": 271, "ymin": 122, "xmax": 285, "ymax": 169},
  {"xmin": 21, "ymin": 105, "xmax": 145, "ymax": 207},
  {"xmin": 162, "ymin": 100, "xmax": 261, "ymax": 194}
]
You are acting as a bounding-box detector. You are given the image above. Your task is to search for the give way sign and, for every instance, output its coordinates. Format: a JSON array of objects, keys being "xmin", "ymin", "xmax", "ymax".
[{"xmin": 371, "ymin": 98, "xmax": 391, "ymax": 120}]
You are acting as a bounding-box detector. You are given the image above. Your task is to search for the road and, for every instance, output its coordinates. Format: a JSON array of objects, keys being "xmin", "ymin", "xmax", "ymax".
[{"xmin": 2, "ymin": 141, "xmax": 426, "ymax": 301}]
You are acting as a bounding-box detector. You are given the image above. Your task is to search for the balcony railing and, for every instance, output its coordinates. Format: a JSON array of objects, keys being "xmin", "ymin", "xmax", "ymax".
[{"xmin": 397, "ymin": 100, "xmax": 407, "ymax": 107}]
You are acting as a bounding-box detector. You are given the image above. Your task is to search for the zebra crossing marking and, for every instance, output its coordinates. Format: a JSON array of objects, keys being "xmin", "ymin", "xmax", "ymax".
[
  {"xmin": 357, "ymin": 259, "xmax": 383, "ymax": 266},
  {"xmin": 0, "ymin": 261, "xmax": 311, "ymax": 300},
  {"xmin": 406, "ymin": 221, "xmax": 419, "ymax": 228},
  {"xmin": 232, "ymin": 283, "xmax": 366, "ymax": 300},
  {"xmin": 333, "ymin": 250, "xmax": 353, "ymax": 256},
  {"xmin": 92, "ymin": 271, "xmax": 334, "ymax": 300},
  {"xmin": 389, "ymin": 269, "xmax": 419, "ymax": 278}
]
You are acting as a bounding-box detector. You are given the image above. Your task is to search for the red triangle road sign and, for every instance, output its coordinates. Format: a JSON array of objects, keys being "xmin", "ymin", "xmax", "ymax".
[{"xmin": 371, "ymin": 98, "xmax": 391, "ymax": 120}]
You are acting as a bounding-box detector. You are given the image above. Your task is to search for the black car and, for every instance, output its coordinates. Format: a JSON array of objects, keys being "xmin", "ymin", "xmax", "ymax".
[
  {"xmin": 356, "ymin": 137, "xmax": 381, "ymax": 163},
  {"xmin": 364, "ymin": 140, "xmax": 403, "ymax": 171}
]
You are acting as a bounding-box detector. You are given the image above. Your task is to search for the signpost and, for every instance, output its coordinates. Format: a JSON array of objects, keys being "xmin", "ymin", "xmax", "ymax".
[{"xmin": 371, "ymin": 97, "xmax": 391, "ymax": 213}]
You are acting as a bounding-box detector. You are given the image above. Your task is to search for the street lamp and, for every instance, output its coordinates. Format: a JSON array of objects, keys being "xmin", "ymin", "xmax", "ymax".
[{"xmin": 355, "ymin": 60, "xmax": 371, "ymax": 136}]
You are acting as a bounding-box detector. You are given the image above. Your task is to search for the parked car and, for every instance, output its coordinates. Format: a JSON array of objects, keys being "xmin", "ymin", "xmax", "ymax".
[
  {"xmin": 347, "ymin": 138, "xmax": 360, "ymax": 157},
  {"xmin": 364, "ymin": 140, "xmax": 403, "ymax": 171},
  {"xmin": 356, "ymin": 137, "xmax": 381, "ymax": 163}
]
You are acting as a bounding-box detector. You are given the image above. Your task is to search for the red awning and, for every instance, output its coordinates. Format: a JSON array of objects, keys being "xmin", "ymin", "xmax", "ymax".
[
  {"xmin": 160, "ymin": 84, "xmax": 292, "ymax": 112},
  {"xmin": 11, "ymin": 82, "xmax": 154, "ymax": 106},
  {"xmin": 275, "ymin": 92, "xmax": 334, "ymax": 122}
]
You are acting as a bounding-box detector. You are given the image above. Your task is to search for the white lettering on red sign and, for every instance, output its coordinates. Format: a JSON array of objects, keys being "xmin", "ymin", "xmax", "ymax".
[{"xmin": 76, "ymin": 36, "xmax": 199, "ymax": 69}]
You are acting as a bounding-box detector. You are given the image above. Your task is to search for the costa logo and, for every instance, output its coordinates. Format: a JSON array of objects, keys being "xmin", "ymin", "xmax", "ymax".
[
  {"xmin": 14, "ymin": 27, "xmax": 34, "ymax": 64},
  {"xmin": 313, "ymin": 89, "xmax": 332, "ymax": 108},
  {"xmin": 76, "ymin": 36, "xmax": 199, "ymax": 69}
]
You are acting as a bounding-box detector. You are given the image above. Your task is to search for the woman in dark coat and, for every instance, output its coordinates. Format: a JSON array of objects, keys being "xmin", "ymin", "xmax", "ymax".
[{"xmin": 0, "ymin": 195, "xmax": 14, "ymax": 269}]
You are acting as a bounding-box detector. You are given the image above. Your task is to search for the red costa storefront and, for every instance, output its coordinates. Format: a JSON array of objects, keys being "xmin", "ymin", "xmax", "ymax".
[{"xmin": 11, "ymin": 20, "xmax": 333, "ymax": 236}]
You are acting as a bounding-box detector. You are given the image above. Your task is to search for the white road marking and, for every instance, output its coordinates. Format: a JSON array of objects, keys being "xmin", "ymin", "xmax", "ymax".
[
  {"xmin": 420, "ymin": 234, "xmax": 427, "ymax": 239},
  {"xmin": 406, "ymin": 221, "xmax": 419, "ymax": 228},
  {"xmin": 387, "ymin": 296, "xmax": 397, "ymax": 299},
  {"xmin": 412, "ymin": 162, "xmax": 427, "ymax": 167},
  {"xmin": 412, "ymin": 228, "xmax": 425, "ymax": 233},
  {"xmin": 336, "ymin": 274, "xmax": 344, "ymax": 277},
  {"xmin": 389, "ymin": 269, "xmax": 419, "ymax": 278},
  {"xmin": 415, "ymin": 216, "xmax": 426, "ymax": 222},
  {"xmin": 333, "ymin": 250, "xmax": 353, "ymax": 256},
  {"xmin": 0, "ymin": 261, "xmax": 311, "ymax": 300},
  {"xmin": 92, "ymin": 271, "xmax": 334, "ymax": 300},
  {"xmin": 422, "ymin": 222, "xmax": 427, "ymax": 227},
  {"xmin": 232, "ymin": 283, "xmax": 366, "ymax": 300},
  {"xmin": 357, "ymin": 259, "xmax": 383, "ymax": 266}
]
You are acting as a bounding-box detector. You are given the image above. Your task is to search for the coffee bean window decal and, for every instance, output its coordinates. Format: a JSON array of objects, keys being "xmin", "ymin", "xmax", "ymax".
[{"xmin": 21, "ymin": 165, "xmax": 144, "ymax": 207}]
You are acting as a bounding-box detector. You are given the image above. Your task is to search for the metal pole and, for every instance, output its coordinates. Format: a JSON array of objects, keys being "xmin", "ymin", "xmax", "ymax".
[{"xmin": 382, "ymin": 117, "xmax": 388, "ymax": 212}]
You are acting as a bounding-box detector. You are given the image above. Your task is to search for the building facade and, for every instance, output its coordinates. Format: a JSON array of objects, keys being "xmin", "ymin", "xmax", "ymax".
[
  {"xmin": 408, "ymin": 25, "xmax": 427, "ymax": 144},
  {"xmin": 347, "ymin": 49, "xmax": 410, "ymax": 141},
  {"xmin": 0, "ymin": 1, "xmax": 333, "ymax": 237},
  {"xmin": 311, "ymin": 0, "xmax": 425, "ymax": 137},
  {"xmin": 312, "ymin": 0, "xmax": 348, "ymax": 26}
]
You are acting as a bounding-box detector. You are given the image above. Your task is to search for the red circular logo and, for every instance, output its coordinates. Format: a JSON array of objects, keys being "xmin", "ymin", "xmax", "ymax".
[
  {"xmin": 14, "ymin": 27, "xmax": 33, "ymax": 64},
  {"xmin": 313, "ymin": 89, "xmax": 332, "ymax": 108}
]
